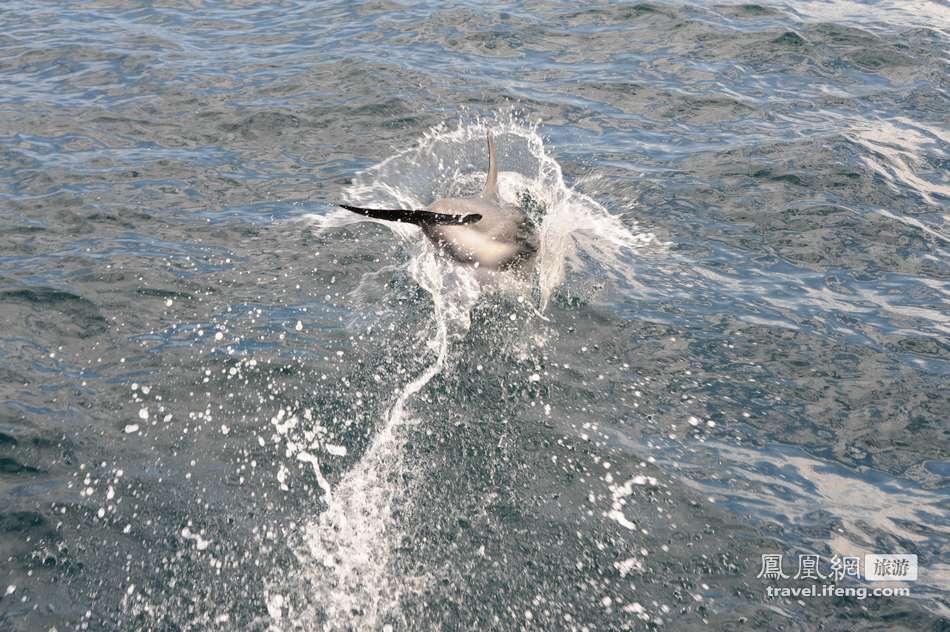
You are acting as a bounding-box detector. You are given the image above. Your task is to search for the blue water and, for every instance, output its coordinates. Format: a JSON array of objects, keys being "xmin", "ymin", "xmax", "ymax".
[{"xmin": 0, "ymin": 1, "xmax": 947, "ymax": 629}]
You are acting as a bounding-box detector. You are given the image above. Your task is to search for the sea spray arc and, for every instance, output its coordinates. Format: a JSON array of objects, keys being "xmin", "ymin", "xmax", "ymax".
[
  {"xmin": 268, "ymin": 121, "xmax": 664, "ymax": 627},
  {"xmin": 310, "ymin": 120, "xmax": 665, "ymax": 310},
  {"xmin": 339, "ymin": 131, "xmax": 540, "ymax": 271}
]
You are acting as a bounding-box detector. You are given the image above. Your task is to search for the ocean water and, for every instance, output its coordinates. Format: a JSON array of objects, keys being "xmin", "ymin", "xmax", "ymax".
[{"xmin": 0, "ymin": 1, "xmax": 947, "ymax": 630}]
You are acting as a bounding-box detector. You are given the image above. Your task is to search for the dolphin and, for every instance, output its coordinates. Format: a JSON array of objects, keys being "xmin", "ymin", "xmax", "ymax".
[{"xmin": 340, "ymin": 132, "xmax": 539, "ymax": 271}]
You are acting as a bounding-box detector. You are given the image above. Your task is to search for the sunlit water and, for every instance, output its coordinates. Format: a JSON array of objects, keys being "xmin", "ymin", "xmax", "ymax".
[{"xmin": 0, "ymin": 2, "xmax": 947, "ymax": 631}]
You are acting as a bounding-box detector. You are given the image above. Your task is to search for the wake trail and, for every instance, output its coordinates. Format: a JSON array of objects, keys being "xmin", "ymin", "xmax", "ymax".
[{"xmin": 266, "ymin": 253, "xmax": 479, "ymax": 630}]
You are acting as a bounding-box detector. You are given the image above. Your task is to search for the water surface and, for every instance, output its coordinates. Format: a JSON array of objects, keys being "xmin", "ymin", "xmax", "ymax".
[{"xmin": 0, "ymin": 1, "xmax": 948, "ymax": 630}]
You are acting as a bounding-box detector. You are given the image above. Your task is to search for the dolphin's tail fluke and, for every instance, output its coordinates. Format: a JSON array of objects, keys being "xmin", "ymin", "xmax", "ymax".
[{"xmin": 339, "ymin": 204, "xmax": 481, "ymax": 225}]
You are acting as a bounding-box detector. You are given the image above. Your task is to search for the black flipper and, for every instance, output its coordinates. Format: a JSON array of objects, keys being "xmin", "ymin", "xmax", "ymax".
[{"xmin": 339, "ymin": 204, "xmax": 481, "ymax": 225}]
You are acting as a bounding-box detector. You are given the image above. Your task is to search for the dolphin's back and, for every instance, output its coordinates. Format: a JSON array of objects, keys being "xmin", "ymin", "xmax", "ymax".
[
  {"xmin": 424, "ymin": 197, "xmax": 537, "ymax": 270},
  {"xmin": 422, "ymin": 132, "xmax": 539, "ymax": 269}
]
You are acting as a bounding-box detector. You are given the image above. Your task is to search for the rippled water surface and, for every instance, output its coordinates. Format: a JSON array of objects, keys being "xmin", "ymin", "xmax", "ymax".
[{"xmin": 1, "ymin": 1, "xmax": 948, "ymax": 630}]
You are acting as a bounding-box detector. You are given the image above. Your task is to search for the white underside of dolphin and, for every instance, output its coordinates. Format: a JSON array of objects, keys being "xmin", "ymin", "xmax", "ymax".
[{"xmin": 340, "ymin": 132, "xmax": 539, "ymax": 271}]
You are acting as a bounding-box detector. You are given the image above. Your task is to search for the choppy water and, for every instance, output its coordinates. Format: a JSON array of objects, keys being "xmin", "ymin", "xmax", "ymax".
[{"xmin": 1, "ymin": 2, "xmax": 948, "ymax": 630}]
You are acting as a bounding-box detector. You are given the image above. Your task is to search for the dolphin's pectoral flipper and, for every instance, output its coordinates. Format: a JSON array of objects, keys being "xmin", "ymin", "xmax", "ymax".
[{"xmin": 339, "ymin": 204, "xmax": 482, "ymax": 225}]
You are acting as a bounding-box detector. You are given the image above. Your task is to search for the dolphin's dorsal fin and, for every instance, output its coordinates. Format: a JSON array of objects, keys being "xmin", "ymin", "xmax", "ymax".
[{"xmin": 482, "ymin": 130, "xmax": 498, "ymax": 201}]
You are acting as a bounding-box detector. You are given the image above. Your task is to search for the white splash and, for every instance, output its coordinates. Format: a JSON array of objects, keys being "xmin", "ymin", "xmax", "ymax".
[{"xmin": 270, "ymin": 117, "xmax": 661, "ymax": 628}]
